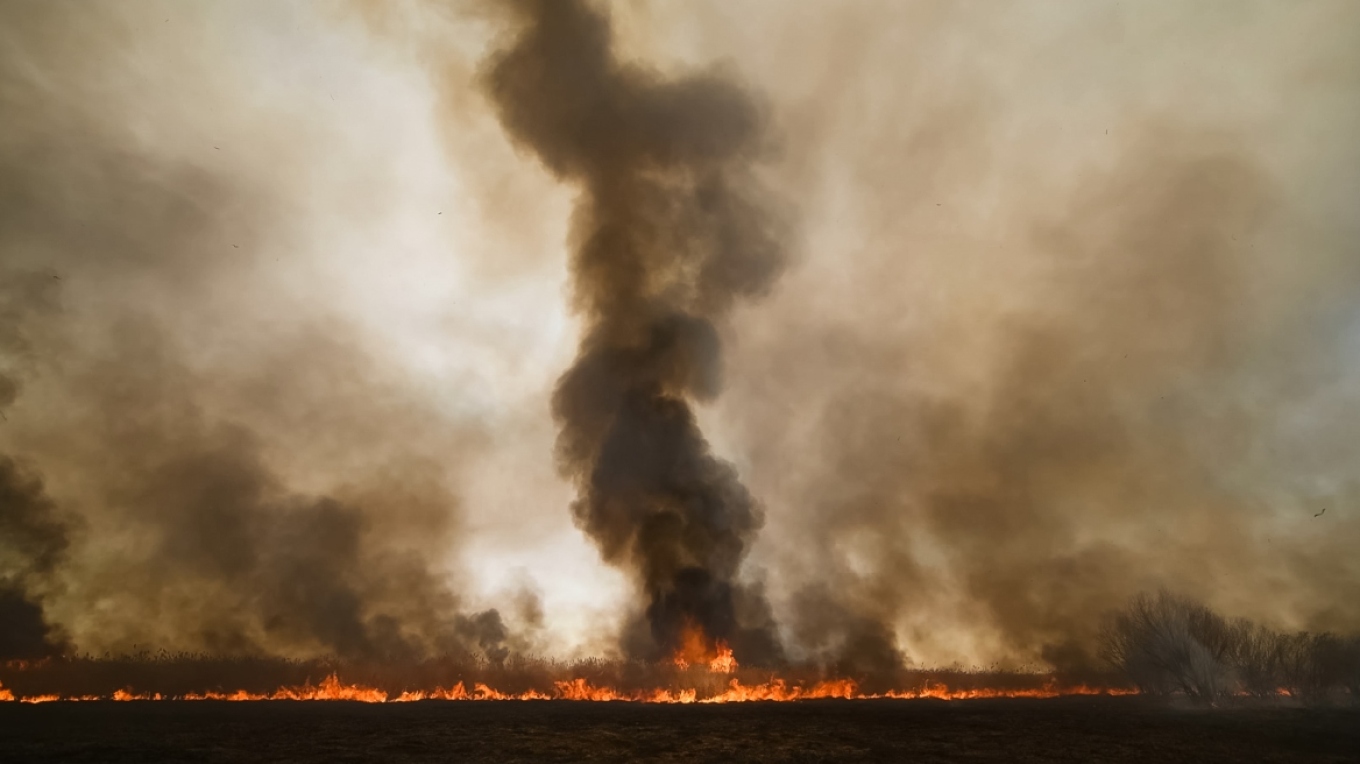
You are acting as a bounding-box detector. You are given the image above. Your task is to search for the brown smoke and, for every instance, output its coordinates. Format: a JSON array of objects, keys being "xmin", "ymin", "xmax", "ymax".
[
  {"xmin": 697, "ymin": 2, "xmax": 1360, "ymax": 672},
  {"xmin": 477, "ymin": 0, "xmax": 786, "ymax": 662},
  {"xmin": 0, "ymin": 2, "xmax": 526, "ymax": 661},
  {"xmin": 0, "ymin": 68, "xmax": 77, "ymax": 659}
]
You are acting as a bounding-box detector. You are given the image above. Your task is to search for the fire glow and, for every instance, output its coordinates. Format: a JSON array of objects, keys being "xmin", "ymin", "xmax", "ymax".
[
  {"xmin": 0, "ymin": 624, "xmax": 1136, "ymax": 704},
  {"xmin": 671, "ymin": 620, "xmax": 737, "ymax": 674},
  {"xmin": 0, "ymin": 674, "xmax": 1134, "ymax": 704}
]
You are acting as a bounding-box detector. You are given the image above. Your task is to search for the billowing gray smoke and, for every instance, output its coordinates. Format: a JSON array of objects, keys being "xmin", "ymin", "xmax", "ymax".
[
  {"xmin": 1, "ymin": 187, "xmax": 73, "ymax": 659},
  {"xmin": 479, "ymin": 0, "xmax": 786, "ymax": 661},
  {"xmin": 0, "ymin": 456, "xmax": 70, "ymax": 659}
]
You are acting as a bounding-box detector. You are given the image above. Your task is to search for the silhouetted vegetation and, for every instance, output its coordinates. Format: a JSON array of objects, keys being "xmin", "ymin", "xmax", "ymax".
[{"xmin": 1100, "ymin": 590, "xmax": 1360, "ymax": 705}]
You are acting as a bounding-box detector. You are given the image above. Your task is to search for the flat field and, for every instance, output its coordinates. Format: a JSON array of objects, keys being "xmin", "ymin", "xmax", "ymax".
[{"xmin": 1, "ymin": 696, "xmax": 1355, "ymax": 763}]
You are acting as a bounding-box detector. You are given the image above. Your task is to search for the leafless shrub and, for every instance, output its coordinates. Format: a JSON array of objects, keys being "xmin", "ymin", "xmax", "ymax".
[
  {"xmin": 1225, "ymin": 620, "xmax": 1287, "ymax": 699},
  {"xmin": 1276, "ymin": 632, "xmax": 1360, "ymax": 704},
  {"xmin": 1320, "ymin": 635, "xmax": 1360, "ymax": 699},
  {"xmin": 1102, "ymin": 590, "xmax": 1360, "ymax": 705},
  {"xmin": 1099, "ymin": 590, "xmax": 1233, "ymax": 702}
]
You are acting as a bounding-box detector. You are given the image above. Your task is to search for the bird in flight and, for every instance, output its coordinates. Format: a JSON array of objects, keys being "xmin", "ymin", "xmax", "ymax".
[{"xmin": 1315, "ymin": 507, "xmax": 1326, "ymax": 518}]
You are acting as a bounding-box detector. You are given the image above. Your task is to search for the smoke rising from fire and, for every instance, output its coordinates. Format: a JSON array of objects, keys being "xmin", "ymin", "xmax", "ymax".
[
  {"xmin": 477, "ymin": 0, "xmax": 786, "ymax": 662},
  {"xmin": 0, "ymin": 0, "xmax": 1356, "ymax": 676}
]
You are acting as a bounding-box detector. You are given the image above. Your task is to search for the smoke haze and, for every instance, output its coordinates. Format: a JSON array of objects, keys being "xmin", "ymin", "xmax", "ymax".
[
  {"xmin": 693, "ymin": 1, "xmax": 1360, "ymax": 670},
  {"xmin": 0, "ymin": 1, "xmax": 542, "ymax": 661},
  {"xmin": 1, "ymin": 0, "xmax": 1357, "ymax": 673}
]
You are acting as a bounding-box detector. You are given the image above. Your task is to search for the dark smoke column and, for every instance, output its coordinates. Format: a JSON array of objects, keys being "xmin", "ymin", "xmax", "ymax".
[{"xmin": 482, "ymin": 0, "xmax": 785, "ymax": 660}]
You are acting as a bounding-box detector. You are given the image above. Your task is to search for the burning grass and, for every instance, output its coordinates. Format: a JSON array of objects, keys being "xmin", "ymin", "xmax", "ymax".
[
  {"xmin": 0, "ymin": 652, "xmax": 1133, "ymax": 704},
  {"xmin": 9, "ymin": 590, "xmax": 1355, "ymax": 707}
]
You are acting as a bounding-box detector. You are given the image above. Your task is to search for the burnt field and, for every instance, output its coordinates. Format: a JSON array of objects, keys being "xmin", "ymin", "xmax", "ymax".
[{"xmin": 1, "ymin": 697, "xmax": 1356, "ymax": 763}]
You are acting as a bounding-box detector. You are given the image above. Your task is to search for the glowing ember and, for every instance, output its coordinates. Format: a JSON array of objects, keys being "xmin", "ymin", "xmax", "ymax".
[{"xmin": 880, "ymin": 681, "xmax": 1138, "ymax": 700}]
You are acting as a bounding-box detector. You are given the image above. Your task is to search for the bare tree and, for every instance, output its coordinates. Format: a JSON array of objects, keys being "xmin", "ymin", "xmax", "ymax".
[
  {"xmin": 1225, "ymin": 620, "xmax": 1286, "ymax": 699},
  {"xmin": 1102, "ymin": 590, "xmax": 1360, "ymax": 705},
  {"xmin": 1099, "ymin": 590, "xmax": 1233, "ymax": 702}
]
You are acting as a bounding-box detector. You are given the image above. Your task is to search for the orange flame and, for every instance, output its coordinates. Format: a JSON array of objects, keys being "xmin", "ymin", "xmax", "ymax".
[
  {"xmin": 671, "ymin": 619, "xmax": 738, "ymax": 674},
  {"xmin": 0, "ymin": 675, "xmax": 1136, "ymax": 704},
  {"xmin": 8, "ymin": 677, "xmax": 1133, "ymax": 704},
  {"xmin": 707, "ymin": 644, "xmax": 737, "ymax": 674},
  {"xmin": 879, "ymin": 680, "xmax": 1137, "ymax": 700},
  {"xmin": 671, "ymin": 620, "xmax": 705, "ymax": 670}
]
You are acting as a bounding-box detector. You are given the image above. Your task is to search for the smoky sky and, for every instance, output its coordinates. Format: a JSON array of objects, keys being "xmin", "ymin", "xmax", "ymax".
[
  {"xmin": 1, "ymin": 0, "xmax": 1357, "ymax": 673},
  {"xmin": 0, "ymin": 2, "xmax": 529, "ymax": 662},
  {"xmin": 701, "ymin": 3, "xmax": 1360, "ymax": 670}
]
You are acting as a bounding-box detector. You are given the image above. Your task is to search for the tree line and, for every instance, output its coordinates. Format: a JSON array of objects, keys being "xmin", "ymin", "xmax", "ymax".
[{"xmin": 1100, "ymin": 590, "xmax": 1360, "ymax": 703}]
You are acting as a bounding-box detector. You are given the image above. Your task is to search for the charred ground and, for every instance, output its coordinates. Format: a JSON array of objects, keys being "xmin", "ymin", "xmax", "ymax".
[{"xmin": 2, "ymin": 697, "xmax": 1356, "ymax": 763}]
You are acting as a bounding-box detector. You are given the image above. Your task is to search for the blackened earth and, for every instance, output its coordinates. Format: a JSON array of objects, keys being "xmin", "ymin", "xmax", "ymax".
[{"xmin": 1, "ymin": 696, "xmax": 1356, "ymax": 763}]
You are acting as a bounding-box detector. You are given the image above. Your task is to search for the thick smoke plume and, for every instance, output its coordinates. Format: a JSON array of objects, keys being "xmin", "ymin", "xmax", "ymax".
[
  {"xmin": 479, "ymin": 0, "xmax": 786, "ymax": 661},
  {"xmin": 0, "ymin": 456, "xmax": 70, "ymax": 659},
  {"xmin": 0, "ymin": 112, "xmax": 74, "ymax": 660}
]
